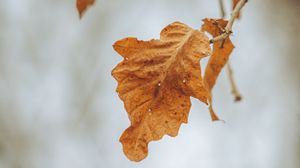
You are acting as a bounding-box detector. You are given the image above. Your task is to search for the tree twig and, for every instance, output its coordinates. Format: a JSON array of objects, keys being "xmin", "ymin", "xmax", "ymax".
[
  {"xmin": 219, "ymin": 0, "xmax": 226, "ymax": 18},
  {"xmin": 218, "ymin": 0, "xmax": 243, "ymax": 102},
  {"xmin": 210, "ymin": 0, "xmax": 248, "ymax": 43},
  {"xmin": 226, "ymin": 61, "xmax": 242, "ymax": 101}
]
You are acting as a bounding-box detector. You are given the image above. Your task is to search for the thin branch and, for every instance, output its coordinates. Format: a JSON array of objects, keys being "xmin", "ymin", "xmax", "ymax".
[
  {"xmin": 226, "ymin": 61, "xmax": 242, "ymax": 101},
  {"xmin": 218, "ymin": 0, "xmax": 243, "ymax": 102},
  {"xmin": 210, "ymin": 0, "xmax": 248, "ymax": 43},
  {"xmin": 219, "ymin": 0, "xmax": 226, "ymax": 18}
]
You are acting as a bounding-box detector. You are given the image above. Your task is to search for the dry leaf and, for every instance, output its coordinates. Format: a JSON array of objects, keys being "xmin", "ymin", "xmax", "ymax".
[
  {"xmin": 76, "ymin": 0, "xmax": 95, "ymax": 18},
  {"xmin": 233, "ymin": 0, "xmax": 241, "ymax": 19},
  {"xmin": 112, "ymin": 22, "xmax": 213, "ymax": 161},
  {"xmin": 201, "ymin": 18, "xmax": 234, "ymax": 115},
  {"xmin": 202, "ymin": 18, "xmax": 234, "ymax": 91}
]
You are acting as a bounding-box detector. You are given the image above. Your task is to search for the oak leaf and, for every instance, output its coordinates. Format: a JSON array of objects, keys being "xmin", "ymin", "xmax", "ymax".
[
  {"xmin": 76, "ymin": 0, "xmax": 95, "ymax": 18},
  {"xmin": 202, "ymin": 18, "xmax": 234, "ymax": 107},
  {"xmin": 112, "ymin": 22, "xmax": 213, "ymax": 161}
]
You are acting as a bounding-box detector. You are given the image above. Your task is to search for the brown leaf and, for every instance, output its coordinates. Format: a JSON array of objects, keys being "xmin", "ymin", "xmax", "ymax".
[
  {"xmin": 202, "ymin": 18, "xmax": 234, "ymax": 91},
  {"xmin": 112, "ymin": 22, "xmax": 212, "ymax": 161},
  {"xmin": 233, "ymin": 0, "xmax": 241, "ymax": 19},
  {"xmin": 76, "ymin": 0, "xmax": 95, "ymax": 18},
  {"xmin": 202, "ymin": 18, "xmax": 234, "ymax": 117}
]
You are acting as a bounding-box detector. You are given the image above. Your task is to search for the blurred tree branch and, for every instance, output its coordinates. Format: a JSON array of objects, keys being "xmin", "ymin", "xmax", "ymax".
[
  {"xmin": 216, "ymin": 0, "xmax": 244, "ymax": 101},
  {"xmin": 210, "ymin": 0, "xmax": 248, "ymax": 43}
]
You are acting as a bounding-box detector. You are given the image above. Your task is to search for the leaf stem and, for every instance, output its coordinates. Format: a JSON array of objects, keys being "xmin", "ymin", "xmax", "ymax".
[{"xmin": 210, "ymin": 0, "xmax": 248, "ymax": 43}]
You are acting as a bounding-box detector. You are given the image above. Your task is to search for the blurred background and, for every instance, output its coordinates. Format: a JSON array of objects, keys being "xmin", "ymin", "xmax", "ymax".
[{"xmin": 0, "ymin": 0, "xmax": 299, "ymax": 167}]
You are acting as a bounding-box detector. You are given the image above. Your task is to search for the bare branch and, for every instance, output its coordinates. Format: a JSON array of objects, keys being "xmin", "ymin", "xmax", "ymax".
[
  {"xmin": 210, "ymin": 0, "xmax": 248, "ymax": 43},
  {"xmin": 217, "ymin": 0, "xmax": 243, "ymax": 102},
  {"xmin": 219, "ymin": 0, "xmax": 226, "ymax": 18},
  {"xmin": 226, "ymin": 61, "xmax": 242, "ymax": 101}
]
